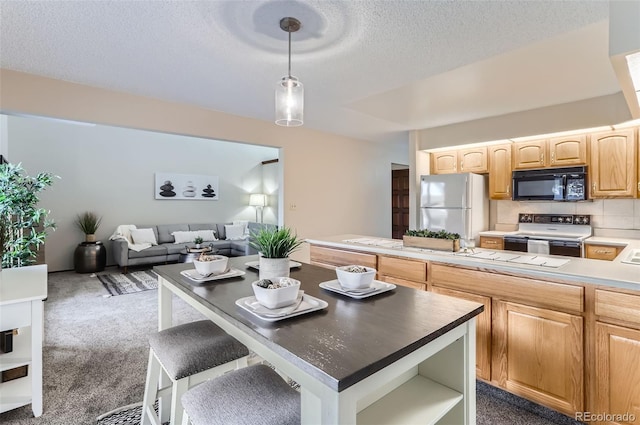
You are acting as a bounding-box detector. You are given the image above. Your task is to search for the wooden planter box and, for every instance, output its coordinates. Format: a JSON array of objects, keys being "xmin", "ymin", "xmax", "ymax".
[{"xmin": 403, "ymin": 235, "xmax": 460, "ymax": 252}]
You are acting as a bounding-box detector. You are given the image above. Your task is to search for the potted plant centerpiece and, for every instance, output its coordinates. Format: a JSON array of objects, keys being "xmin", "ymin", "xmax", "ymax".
[
  {"xmin": 193, "ymin": 236, "xmax": 204, "ymax": 249},
  {"xmin": 73, "ymin": 211, "xmax": 107, "ymax": 273},
  {"xmin": 249, "ymin": 226, "xmax": 303, "ymax": 279},
  {"xmin": 75, "ymin": 211, "xmax": 102, "ymax": 242},
  {"xmin": 403, "ymin": 229, "xmax": 461, "ymax": 252}
]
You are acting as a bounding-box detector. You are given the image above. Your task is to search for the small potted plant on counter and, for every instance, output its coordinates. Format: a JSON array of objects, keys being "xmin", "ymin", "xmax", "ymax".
[
  {"xmin": 403, "ymin": 229, "xmax": 461, "ymax": 252},
  {"xmin": 249, "ymin": 226, "xmax": 303, "ymax": 279}
]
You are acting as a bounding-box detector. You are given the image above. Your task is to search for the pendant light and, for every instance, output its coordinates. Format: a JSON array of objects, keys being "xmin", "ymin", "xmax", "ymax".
[{"xmin": 275, "ymin": 17, "xmax": 303, "ymax": 127}]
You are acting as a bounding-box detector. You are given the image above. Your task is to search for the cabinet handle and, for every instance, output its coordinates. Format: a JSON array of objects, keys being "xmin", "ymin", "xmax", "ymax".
[
  {"xmin": 485, "ymin": 240, "xmax": 496, "ymax": 244},
  {"xmin": 506, "ymin": 184, "xmax": 510, "ymax": 195},
  {"xmin": 638, "ymin": 181, "xmax": 640, "ymax": 191},
  {"xmin": 595, "ymin": 249, "xmax": 612, "ymax": 254},
  {"xmin": 551, "ymin": 151, "xmax": 555, "ymax": 163},
  {"xmin": 592, "ymin": 182, "xmax": 596, "ymax": 194},
  {"xmin": 460, "ymin": 161, "xmax": 464, "ymax": 171},
  {"xmin": 540, "ymin": 153, "xmax": 544, "ymax": 164}
]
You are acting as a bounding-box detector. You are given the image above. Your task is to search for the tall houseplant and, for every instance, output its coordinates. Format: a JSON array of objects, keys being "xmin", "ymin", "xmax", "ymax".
[
  {"xmin": 249, "ymin": 226, "xmax": 302, "ymax": 279},
  {"xmin": 0, "ymin": 162, "xmax": 57, "ymax": 268}
]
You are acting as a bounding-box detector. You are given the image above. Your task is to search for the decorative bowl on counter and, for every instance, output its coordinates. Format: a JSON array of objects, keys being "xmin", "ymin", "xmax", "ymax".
[
  {"xmin": 193, "ymin": 254, "xmax": 229, "ymax": 276},
  {"xmin": 335, "ymin": 265, "xmax": 376, "ymax": 289},
  {"xmin": 252, "ymin": 277, "xmax": 301, "ymax": 309}
]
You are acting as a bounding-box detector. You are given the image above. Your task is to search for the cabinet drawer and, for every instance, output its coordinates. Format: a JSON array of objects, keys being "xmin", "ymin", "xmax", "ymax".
[
  {"xmin": 0, "ymin": 302, "xmax": 31, "ymax": 331},
  {"xmin": 378, "ymin": 256, "xmax": 427, "ymax": 283},
  {"xmin": 595, "ymin": 289, "xmax": 640, "ymax": 326},
  {"xmin": 431, "ymin": 264, "xmax": 583, "ymax": 313},
  {"xmin": 479, "ymin": 236, "xmax": 504, "ymax": 250},
  {"xmin": 309, "ymin": 246, "xmax": 377, "ymax": 269},
  {"xmin": 378, "ymin": 275, "xmax": 425, "ymax": 291},
  {"xmin": 585, "ymin": 244, "xmax": 624, "ymax": 261}
]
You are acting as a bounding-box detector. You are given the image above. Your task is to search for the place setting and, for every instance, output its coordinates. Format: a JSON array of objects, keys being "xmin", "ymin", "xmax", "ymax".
[
  {"xmin": 319, "ymin": 265, "xmax": 396, "ymax": 299},
  {"xmin": 235, "ymin": 277, "xmax": 328, "ymax": 322},
  {"xmin": 180, "ymin": 253, "xmax": 245, "ymax": 283}
]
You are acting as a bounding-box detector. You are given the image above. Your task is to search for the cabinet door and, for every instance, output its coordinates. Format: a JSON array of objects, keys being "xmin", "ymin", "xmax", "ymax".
[
  {"xmin": 585, "ymin": 244, "xmax": 624, "ymax": 261},
  {"xmin": 432, "ymin": 286, "xmax": 491, "ymax": 381},
  {"xmin": 488, "ymin": 144, "xmax": 512, "ymax": 199},
  {"xmin": 479, "ymin": 236, "xmax": 504, "ymax": 250},
  {"xmin": 595, "ymin": 323, "xmax": 640, "ymax": 425},
  {"xmin": 378, "ymin": 275, "xmax": 425, "ymax": 291},
  {"xmin": 590, "ymin": 129, "xmax": 637, "ymax": 198},
  {"xmin": 309, "ymin": 246, "xmax": 377, "ymax": 269},
  {"xmin": 493, "ymin": 301, "xmax": 583, "ymax": 416},
  {"xmin": 549, "ymin": 135, "xmax": 587, "ymax": 166},
  {"xmin": 431, "ymin": 151, "xmax": 458, "ymax": 174},
  {"xmin": 513, "ymin": 140, "xmax": 547, "ymax": 169},
  {"xmin": 459, "ymin": 147, "xmax": 488, "ymax": 173}
]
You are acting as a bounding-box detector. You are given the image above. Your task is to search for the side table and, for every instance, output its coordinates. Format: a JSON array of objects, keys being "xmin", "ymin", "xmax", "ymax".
[{"xmin": 74, "ymin": 241, "xmax": 107, "ymax": 273}]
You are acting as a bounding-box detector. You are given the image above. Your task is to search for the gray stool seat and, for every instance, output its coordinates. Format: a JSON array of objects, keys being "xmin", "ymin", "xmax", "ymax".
[
  {"xmin": 181, "ymin": 364, "xmax": 301, "ymax": 425},
  {"xmin": 141, "ymin": 320, "xmax": 250, "ymax": 425},
  {"xmin": 148, "ymin": 320, "xmax": 249, "ymax": 379}
]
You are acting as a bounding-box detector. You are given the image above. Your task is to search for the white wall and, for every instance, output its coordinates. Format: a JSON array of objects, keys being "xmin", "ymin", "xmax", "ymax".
[{"xmin": 4, "ymin": 115, "xmax": 279, "ymax": 271}]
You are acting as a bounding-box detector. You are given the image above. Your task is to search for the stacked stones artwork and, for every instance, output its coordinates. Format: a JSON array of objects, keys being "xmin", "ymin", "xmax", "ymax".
[
  {"xmin": 202, "ymin": 184, "xmax": 216, "ymax": 198},
  {"xmin": 159, "ymin": 180, "xmax": 176, "ymax": 197},
  {"xmin": 182, "ymin": 181, "xmax": 196, "ymax": 197}
]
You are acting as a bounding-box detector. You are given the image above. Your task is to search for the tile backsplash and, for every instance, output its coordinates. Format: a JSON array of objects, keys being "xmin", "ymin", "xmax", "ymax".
[{"xmin": 493, "ymin": 199, "xmax": 640, "ymax": 231}]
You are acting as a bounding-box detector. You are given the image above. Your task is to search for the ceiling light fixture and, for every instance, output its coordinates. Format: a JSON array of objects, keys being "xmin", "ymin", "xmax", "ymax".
[{"xmin": 275, "ymin": 17, "xmax": 303, "ymax": 127}]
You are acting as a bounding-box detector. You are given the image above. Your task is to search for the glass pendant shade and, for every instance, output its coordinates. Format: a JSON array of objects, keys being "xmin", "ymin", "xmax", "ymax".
[{"xmin": 275, "ymin": 76, "xmax": 304, "ymax": 126}]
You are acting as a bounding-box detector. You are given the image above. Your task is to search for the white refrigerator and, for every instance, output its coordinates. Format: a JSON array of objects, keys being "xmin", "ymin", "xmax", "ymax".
[{"xmin": 420, "ymin": 173, "xmax": 488, "ymax": 245}]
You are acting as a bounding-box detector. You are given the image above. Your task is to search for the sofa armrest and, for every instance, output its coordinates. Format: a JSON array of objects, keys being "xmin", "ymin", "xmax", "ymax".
[{"xmin": 111, "ymin": 239, "xmax": 130, "ymax": 267}]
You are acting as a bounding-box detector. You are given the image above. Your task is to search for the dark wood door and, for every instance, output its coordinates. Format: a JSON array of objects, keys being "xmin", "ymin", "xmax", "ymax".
[{"xmin": 391, "ymin": 169, "xmax": 410, "ymax": 239}]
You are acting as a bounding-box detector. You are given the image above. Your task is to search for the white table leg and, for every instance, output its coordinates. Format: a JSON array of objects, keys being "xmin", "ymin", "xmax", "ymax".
[
  {"xmin": 31, "ymin": 300, "xmax": 43, "ymax": 417},
  {"xmin": 157, "ymin": 276, "xmax": 173, "ymax": 421}
]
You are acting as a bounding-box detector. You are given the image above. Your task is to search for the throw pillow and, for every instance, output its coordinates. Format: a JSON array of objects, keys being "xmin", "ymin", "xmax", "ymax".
[
  {"xmin": 224, "ymin": 224, "xmax": 246, "ymax": 240},
  {"xmin": 233, "ymin": 220, "xmax": 250, "ymax": 236},
  {"xmin": 172, "ymin": 231, "xmax": 197, "ymax": 244},
  {"xmin": 130, "ymin": 228, "xmax": 158, "ymax": 245},
  {"xmin": 195, "ymin": 229, "xmax": 217, "ymax": 242}
]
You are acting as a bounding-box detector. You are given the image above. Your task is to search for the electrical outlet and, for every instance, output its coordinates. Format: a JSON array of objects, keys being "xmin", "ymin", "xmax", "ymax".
[{"xmin": 289, "ymin": 203, "xmax": 297, "ymax": 211}]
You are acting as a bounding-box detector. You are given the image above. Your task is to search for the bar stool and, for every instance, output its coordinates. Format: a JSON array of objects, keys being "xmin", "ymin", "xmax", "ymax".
[
  {"xmin": 141, "ymin": 320, "xmax": 249, "ymax": 425},
  {"xmin": 181, "ymin": 364, "xmax": 300, "ymax": 425}
]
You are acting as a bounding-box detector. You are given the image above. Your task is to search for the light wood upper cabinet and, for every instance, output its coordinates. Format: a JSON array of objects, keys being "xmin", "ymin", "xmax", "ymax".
[
  {"xmin": 548, "ymin": 135, "xmax": 588, "ymax": 166},
  {"xmin": 431, "ymin": 147, "xmax": 488, "ymax": 174},
  {"xmin": 459, "ymin": 146, "xmax": 488, "ymax": 173},
  {"xmin": 493, "ymin": 301, "xmax": 584, "ymax": 416},
  {"xmin": 431, "ymin": 151, "xmax": 458, "ymax": 174},
  {"xmin": 589, "ymin": 128, "xmax": 637, "ymax": 198},
  {"xmin": 488, "ymin": 144, "xmax": 512, "ymax": 199},
  {"xmin": 513, "ymin": 139, "xmax": 547, "ymax": 169}
]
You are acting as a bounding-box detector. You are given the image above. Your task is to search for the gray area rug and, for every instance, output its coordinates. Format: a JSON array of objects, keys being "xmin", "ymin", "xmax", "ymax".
[
  {"xmin": 0, "ymin": 268, "xmax": 584, "ymax": 425},
  {"xmin": 98, "ymin": 270, "xmax": 158, "ymax": 296}
]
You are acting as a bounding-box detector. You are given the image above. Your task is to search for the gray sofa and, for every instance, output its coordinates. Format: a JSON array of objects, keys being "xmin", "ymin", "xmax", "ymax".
[{"xmin": 112, "ymin": 222, "xmax": 272, "ymax": 272}]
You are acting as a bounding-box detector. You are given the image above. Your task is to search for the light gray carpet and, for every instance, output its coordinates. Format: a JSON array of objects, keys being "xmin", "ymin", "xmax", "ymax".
[{"xmin": 0, "ymin": 268, "xmax": 583, "ymax": 425}]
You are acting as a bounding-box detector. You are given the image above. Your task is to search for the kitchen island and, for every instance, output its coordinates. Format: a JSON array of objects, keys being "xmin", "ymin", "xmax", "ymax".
[
  {"xmin": 307, "ymin": 234, "xmax": 640, "ymax": 423},
  {"xmin": 155, "ymin": 257, "xmax": 484, "ymax": 424}
]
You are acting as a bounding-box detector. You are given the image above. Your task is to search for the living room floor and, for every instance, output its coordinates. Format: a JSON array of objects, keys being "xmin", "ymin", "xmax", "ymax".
[{"xmin": 0, "ymin": 267, "xmax": 582, "ymax": 425}]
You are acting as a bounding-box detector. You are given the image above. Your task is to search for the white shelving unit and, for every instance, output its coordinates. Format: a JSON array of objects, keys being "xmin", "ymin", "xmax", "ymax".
[{"xmin": 0, "ymin": 264, "xmax": 47, "ymax": 417}]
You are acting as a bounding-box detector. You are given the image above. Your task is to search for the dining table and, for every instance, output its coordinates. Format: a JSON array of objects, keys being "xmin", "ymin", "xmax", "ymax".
[{"xmin": 154, "ymin": 255, "xmax": 483, "ymax": 424}]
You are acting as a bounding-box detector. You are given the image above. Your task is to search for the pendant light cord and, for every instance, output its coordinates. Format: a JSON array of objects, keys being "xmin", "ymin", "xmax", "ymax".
[{"xmin": 287, "ymin": 28, "xmax": 292, "ymax": 78}]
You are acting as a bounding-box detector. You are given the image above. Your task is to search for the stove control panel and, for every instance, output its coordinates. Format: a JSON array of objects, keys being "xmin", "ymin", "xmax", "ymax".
[{"xmin": 518, "ymin": 214, "xmax": 590, "ymax": 225}]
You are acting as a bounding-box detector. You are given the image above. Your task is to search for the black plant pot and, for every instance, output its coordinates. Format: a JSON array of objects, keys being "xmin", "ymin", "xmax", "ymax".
[{"xmin": 74, "ymin": 241, "xmax": 107, "ymax": 273}]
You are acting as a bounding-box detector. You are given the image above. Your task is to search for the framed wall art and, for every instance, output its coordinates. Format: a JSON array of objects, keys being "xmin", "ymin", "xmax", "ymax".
[{"xmin": 155, "ymin": 173, "xmax": 219, "ymax": 200}]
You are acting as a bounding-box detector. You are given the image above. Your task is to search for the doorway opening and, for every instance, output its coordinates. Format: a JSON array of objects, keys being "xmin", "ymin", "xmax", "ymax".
[{"xmin": 391, "ymin": 164, "xmax": 410, "ymax": 239}]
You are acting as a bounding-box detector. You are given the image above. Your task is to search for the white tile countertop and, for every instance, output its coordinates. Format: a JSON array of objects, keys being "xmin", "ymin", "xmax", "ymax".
[{"xmin": 306, "ymin": 234, "xmax": 640, "ymax": 291}]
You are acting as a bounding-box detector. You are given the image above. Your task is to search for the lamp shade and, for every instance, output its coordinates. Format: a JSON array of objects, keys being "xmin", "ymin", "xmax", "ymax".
[
  {"xmin": 275, "ymin": 76, "xmax": 303, "ymax": 127},
  {"xmin": 249, "ymin": 194, "xmax": 267, "ymax": 207}
]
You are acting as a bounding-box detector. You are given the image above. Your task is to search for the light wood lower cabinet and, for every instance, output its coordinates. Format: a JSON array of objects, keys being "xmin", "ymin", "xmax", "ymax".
[
  {"xmin": 493, "ymin": 301, "xmax": 584, "ymax": 416},
  {"xmin": 585, "ymin": 243, "xmax": 625, "ymax": 261},
  {"xmin": 479, "ymin": 236, "xmax": 504, "ymax": 250},
  {"xmin": 595, "ymin": 323, "xmax": 640, "ymax": 425},
  {"xmin": 377, "ymin": 255, "xmax": 427, "ymax": 290},
  {"xmin": 431, "ymin": 286, "xmax": 492, "ymax": 381},
  {"xmin": 309, "ymin": 245, "xmax": 377, "ymax": 269}
]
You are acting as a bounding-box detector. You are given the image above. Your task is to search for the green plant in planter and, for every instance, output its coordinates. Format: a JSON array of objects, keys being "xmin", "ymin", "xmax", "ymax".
[
  {"xmin": 0, "ymin": 162, "xmax": 57, "ymax": 268},
  {"xmin": 249, "ymin": 226, "xmax": 303, "ymax": 258},
  {"xmin": 405, "ymin": 229, "xmax": 461, "ymax": 240},
  {"xmin": 75, "ymin": 211, "xmax": 102, "ymax": 242},
  {"xmin": 193, "ymin": 236, "xmax": 204, "ymax": 245}
]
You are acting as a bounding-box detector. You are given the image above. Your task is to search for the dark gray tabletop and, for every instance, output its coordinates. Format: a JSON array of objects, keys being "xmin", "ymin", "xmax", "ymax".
[{"xmin": 154, "ymin": 256, "xmax": 483, "ymax": 392}]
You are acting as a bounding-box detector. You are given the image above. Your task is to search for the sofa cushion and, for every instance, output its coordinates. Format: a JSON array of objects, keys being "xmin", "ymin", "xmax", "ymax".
[
  {"xmin": 130, "ymin": 228, "xmax": 158, "ymax": 245},
  {"xmin": 216, "ymin": 223, "xmax": 232, "ymax": 240},
  {"xmin": 189, "ymin": 223, "xmax": 221, "ymax": 232},
  {"xmin": 157, "ymin": 224, "xmax": 189, "ymax": 244},
  {"xmin": 224, "ymin": 224, "xmax": 246, "ymax": 240},
  {"xmin": 129, "ymin": 245, "xmax": 168, "ymax": 259}
]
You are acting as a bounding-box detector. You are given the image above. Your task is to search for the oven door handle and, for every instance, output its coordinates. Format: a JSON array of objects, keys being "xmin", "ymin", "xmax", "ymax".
[{"xmin": 549, "ymin": 240, "xmax": 582, "ymax": 248}]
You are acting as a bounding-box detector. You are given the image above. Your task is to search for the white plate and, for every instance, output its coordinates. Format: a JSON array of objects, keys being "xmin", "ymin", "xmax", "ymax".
[
  {"xmin": 180, "ymin": 268, "xmax": 246, "ymax": 282},
  {"xmin": 245, "ymin": 260, "xmax": 302, "ymax": 270},
  {"xmin": 319, "ymin": 279, "xmax": 396, "ymax": 299},
  {"xmin": 235, "ymin": 293, "xmax": 328, "ymax": 322}
]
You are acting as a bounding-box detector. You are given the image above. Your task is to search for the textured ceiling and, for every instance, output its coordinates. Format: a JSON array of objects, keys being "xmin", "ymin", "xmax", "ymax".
[{"xmin": 0, "ymin": 1, "xmax": 619, "ymax": 144}]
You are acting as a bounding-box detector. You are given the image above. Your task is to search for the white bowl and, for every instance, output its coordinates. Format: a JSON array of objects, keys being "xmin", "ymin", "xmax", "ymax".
[
  {"xmin": 252, "ymin": 277, "xmax": 301, "ymax": 309},
  {"xmin": 193, "ymin": 255, "xmax": 229, "ymax": 276},
  {"xmin": 336, "ymin": 265, "xmax": 376, "ymax": 289}
]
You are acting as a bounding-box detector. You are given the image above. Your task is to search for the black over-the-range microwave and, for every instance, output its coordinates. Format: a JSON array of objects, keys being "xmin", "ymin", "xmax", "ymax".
[{"xmin": 512, "ymin": 166, "xmax": 587, "ymax": 201}]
